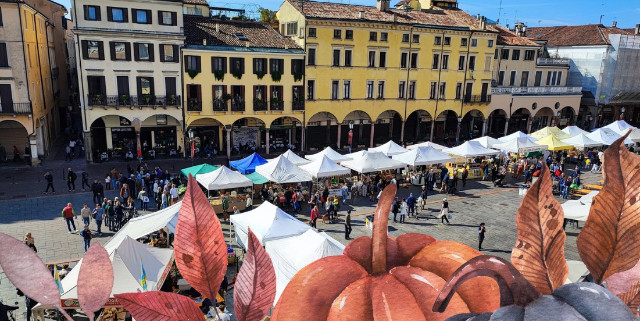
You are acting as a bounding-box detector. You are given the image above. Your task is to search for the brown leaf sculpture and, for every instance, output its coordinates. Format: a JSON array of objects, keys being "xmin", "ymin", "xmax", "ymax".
[
  {"xmin": 174, "ymin": 174, "xmax": 228, "ymax": 302},
  {"xmin": 606, "ymin": 259, "xmax": 640, "ymax": 296},
  {"xmin": 577, "ymin": 133, "xmax": 640, "ymax": 284},
  {"xmin": 234, "ymin": 228, "xmax": 277, "ymax": 321},
  {"xmin": 78, "ymin": 243, "xmax": 114, "ymax": 321},
  {"xmin": 115, "ymin": 291, "xmax": 204, "ymax": 321},
  {"xmin": 511, "ymin": 163, "xmax": 568, "ymax": 294},
  {"xmin": 0, "ymin": 233, "xmax": 73, "ymax": 321},
  {"xmin": 618, "ymin": 279, "xmax": 640, "ymax": 316}
]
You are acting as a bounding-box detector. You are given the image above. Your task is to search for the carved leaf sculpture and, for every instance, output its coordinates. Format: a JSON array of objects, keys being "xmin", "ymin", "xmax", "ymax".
[
  {"xmin": 618, "ymin": 280, "xmax": 640, "ymax": 316},
  {"xmin": 78, "ymin": 243, "xmax": 114, "ymax": 321},
  {"xmin": 234, "ymin": 228, "xmax": 277, "ymax": 321},
  {"xmin": 115, "ymin": 292, "xmax": 204, "ymax": 321},
  {"xmin": 606, "ymin": 259, "xmax": 640, "ymax": 296},
  {"xmin": 0, "ymin": 233, "xmax": 73, "ymax": 320},
  {"xmin": 174, "ymin": 174, "xmax": 228, "ymax": 302},
  {"xmin": 577, "ymin": 133, "xmax": 640, "ymax": 284},
  {"xmin": 511, "ymin": 163, "xmax": 568, "ymax": 294}
]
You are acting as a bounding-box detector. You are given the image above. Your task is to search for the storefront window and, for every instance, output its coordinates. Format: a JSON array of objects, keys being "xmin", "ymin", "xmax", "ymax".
[{"xmin": 111, "ymin": 127, "xmax": 135, "ymax": 151}]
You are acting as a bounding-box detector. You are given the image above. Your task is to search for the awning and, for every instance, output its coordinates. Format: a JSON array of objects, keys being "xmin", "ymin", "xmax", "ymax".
[{"xmin": 180, "ymin": 164, "xmax": 219, "ymax": 178}]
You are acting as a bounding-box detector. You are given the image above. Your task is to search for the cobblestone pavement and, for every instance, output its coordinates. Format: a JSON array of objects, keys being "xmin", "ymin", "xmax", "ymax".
[{"xmin": 0, "ymin": 164, "xmax": 599, "ymax": 320}]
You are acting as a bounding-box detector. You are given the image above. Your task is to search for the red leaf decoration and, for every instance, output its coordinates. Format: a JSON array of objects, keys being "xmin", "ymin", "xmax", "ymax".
[
  {"xmin": 174, "ymin": 174, "xmax": 228, "ymax": 302},
  {"xmin": 234, "ymin": 228, "xmax": 277, "ymax": 321},
  {"xmin": 0, "ymin": 233, "xmax": 73, "ymax": 320},
  {"xmin": 115, "ymin": 291, "xmax": 204, "ymax": 321},
  {"xmin": 78, "ymin": 243, "xmax": 114, "ymax": 321}
]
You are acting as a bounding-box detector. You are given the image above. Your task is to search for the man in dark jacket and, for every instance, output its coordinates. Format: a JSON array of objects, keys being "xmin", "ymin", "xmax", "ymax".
[
  {"xmin": 81, "ymin": 171, "xmax": 90, "ymax": 191},
  {"xmin": 44, "ymin": 171, "xmax": 55, "ymax": 194},
  {"xmin": 391, "ymin": 197, "xmax": 399, "ymax": 223},
  {"xmin": 91, "ymin": 179, "xmax": 104, "ymax": 204},
  {"xmin": 67, "ymin": 168, "xmax": 77, "ymax": 192}
]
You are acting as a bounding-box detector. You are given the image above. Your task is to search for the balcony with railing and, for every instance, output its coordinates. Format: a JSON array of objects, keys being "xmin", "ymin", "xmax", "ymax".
[
  {"xmin": 0, "ymin": 102, "xmax": 31, "ymax": 115},
  {"xmin": 231, "ymin": 100, "xmax": 245, "ymax": 112},
  {"xmin": 536, "ymin": 58, "xmax": 570, "ymax": 67},
  {"xmin": 270, "ymin": 99, "xmax": 284, "ymax": 111},
  {"xmin": 464, "ymin": 95, "xmax": 491, "ymax": 103},
  {"xmin": 253, "ymin": 99, "xmax": 267, "ymax": 112},
  {"xmin": 292, "ymin": 100, "xmax": 305, "ymax": 111},
  {"xmin": 88, "ymin": 95, "xmax": 182, "ymax": 108},
  {"xmin": 491, "ymin": 86, "xmax": 582, "ymax": 95},
  {"xmin": 186, "ymin": 98, "xmax": 202, "ymax": 112},
  {"xmin": 213, "ymin": 99, "xmax": 228, "ymax": 112}
]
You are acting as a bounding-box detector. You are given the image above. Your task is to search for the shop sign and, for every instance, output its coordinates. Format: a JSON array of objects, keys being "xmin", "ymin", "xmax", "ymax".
[
  {"xmin": 156, "ymin": 115, "xmax": 167, "ymax": 125},
  {"xmin": 112, "ymin": 127, "xmax": 134, "ymax": 132}
]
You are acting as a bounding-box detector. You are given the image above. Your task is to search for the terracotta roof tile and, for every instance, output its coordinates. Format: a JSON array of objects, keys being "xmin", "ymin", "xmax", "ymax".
[
  {"xmin": 528, "ymin": 24, "xmax": 634, "ymax": 46},
  {"xmin": 287, "ymin": 0, "xmax": 495, "ymax": 32},
  {"xmin": 496, "ymin": 25, "xmax": 539, "ymax": 47},
  {"xmin": 184, "ymin": 16, "xmax": 302, "ymax": 50}
]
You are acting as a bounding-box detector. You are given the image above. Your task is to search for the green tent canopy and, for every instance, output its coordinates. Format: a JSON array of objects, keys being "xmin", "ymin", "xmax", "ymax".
[
  {"xmin": 180, "ymin": 164, "xmax": 219, "ymax": 178},
  {"xmin": 245, "ymin": 172, "xmax": 269, "ymax": 184}
]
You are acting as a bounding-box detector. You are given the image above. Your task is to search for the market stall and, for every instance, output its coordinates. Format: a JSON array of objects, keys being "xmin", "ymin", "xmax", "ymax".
[
  {"xmin": 341, "ymin": 151, "xmax": 406, "ymax": 173},
  {"xmin": 344, "ymin": 150, "xmax": 368, "ymax": 159},
  {"xmin": 535, "ymin": 134, "xmax": 574, "ymax": 151},
  {"xmin": 180, "ymin": 163, "xmax": 218, "ymax": 178},
  {"xmin": 562, "ymin": 126, "xmax": 590, "ymax": 137},
  {"xmin": 406, "ymin": 141, "xmax": 447, "ymax": 151},
  {"xmin": 586, "ymin": 128, "xmax": 634, "ymax": 145},
  {"xmin": 300, "ymin": 155, "xmax": 351, "ymax": 179},
  {"xmin": 530, "ymin": 126, "xmax": 571, "ymax": 140},
  {"xmin": 368, "ymin": 140, "xmax": 408, "ymax": 156},
  {"xmin": 471, "ymin": 136, "xmax": 502, "ymax": 149},
  {"xmin": 444, "ymin": 141, "xmax": 499, "ymax": 158},
  {"xmin": 271, "ymin": 149, "xmax": 311, "ymax": 166},
  {"xmin": 256, "ymin": 156, "xmax": 312, "ymax": 184},
  {"xmin": 196, "ymin": 166, "xmax": 254, "ymax": 212},
  {"xmin": 265, "ymin": 230, "xmax": 345, "ymax": 304},
  {"xmin": 627, "ymin": 128, "xmax": 640, "ymax": 143},
  {"xmin": 561, "ymin": 134, "xmax": 603, "ymax": 149},
  {"xmin": 230, "ymin": 202, "xmax": 311, "ymax": 249},
  {"xmin": 392, "ymin": 146, "xmax": 454, "ymax": 167},
  {"xmin": 305, "ymin": 146, "xmax": 352, "ymax": 163},
  {"xmin": 229, "ymin": 152, "xmax": 268, "ymax": 174},
  {"xmin": 245, "ymin": 171, "xmax": 269, "ymax": 184},
  {"xmin": 493, "ymin": 137, "xmax": 547, "ymax": 154},
  {"xmin": 602, "ymin": 120, "xmax": 637, "ymax": 135},
  {"xmin": 498, "ymin": 131, "xmax": 535, "ymax": 142}
]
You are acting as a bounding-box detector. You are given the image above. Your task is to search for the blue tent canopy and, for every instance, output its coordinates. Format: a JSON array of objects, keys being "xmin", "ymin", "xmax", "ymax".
[{"xmin": 229, "ymin": 153, "xmax": 268, "ymax": 174}]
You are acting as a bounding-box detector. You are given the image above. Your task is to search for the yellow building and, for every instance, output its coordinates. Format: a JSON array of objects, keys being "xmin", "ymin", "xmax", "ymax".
[
  {"xmin": 0, "ymin": 0, "xmax": 66, "ymax": 163},
  {"xmin": 182, "ymin": 16, "xmax": 305, "ymax": 158},
  {"xmin": 488, "ymin": 23, "xmax": 582, "ymax": 136},
  {"xmin": 277, "ymin": 0, "xmax": 498, "ymax": 148}
]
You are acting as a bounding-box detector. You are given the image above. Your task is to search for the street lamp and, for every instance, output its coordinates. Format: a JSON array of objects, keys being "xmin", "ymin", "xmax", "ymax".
[{"xmin": 348, "ymin": 121, "xmax": 354, "ymax": 153}]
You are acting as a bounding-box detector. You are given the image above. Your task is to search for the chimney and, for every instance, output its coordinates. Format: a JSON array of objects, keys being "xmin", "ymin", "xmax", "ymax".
[
  {"xmin": 215, "ymin": 23, "xmax": 219, "ymax": 33},
  {"xmin": 635, "ymin": 24, "xmax": 640, "ymax": 35},
  {"xmin": 479, "ymin": 16, "xmax": 486, "ymax": 30},
  {"xmin": 612, "ymin": 21, "xmax": 617, "ymax": 28},
  {"xmin": 376, "ymin": 0, "xmax": 390, "ymax": 11},
  {"xmin": 203, "ymin": 38, "xmax": 207, "ymax": 46},
  {"xmin": 358, "ymin": 10, "xmax": 365, "ymax": 19}
]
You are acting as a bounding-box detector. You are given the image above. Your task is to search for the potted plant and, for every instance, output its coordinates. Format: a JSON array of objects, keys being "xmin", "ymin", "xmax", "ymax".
[
  {"xmin": 119, "ymin": 94, "xmax": 130, "ymax": 106},
  {"xmin": 254, "ymin": 98, "xmax": 266, "ymax": 110},
  {"xmin": 293, "ymin": 71, "xmax": 303, "ymax": 82},
  {"xmin": 141, "ymin": 94, "xmax": 153, "ymax": 106},
  {"xmin": 231, "ymin": 69, "xmax": 243, "ymax": 80},
  {"xmin": 213, "ymin": 70, "xmax": 224, "ymax": 81},
  {"xmin": 94, "ymin": 94, "xmax": 105, "ymax": 105},
  {"xmin": 188, "ymin": 97, "xmax": 200, "ymax": 110},
  {"xmin": 270, "ymin": 70, "xmax": 282, "ymax": 82},
  {"xmin": 270, "ymin": 97, "xmax": 282, "ymax": 110},
  {"xmin": 166, "ymin": 94, "xmax": 177, "ymax": 106},
  {"xmin": 256, "ymin": 70, "xmax": 266, "ymax": 80},
  {"xmin": 187, "ymin": 69, "xmax": 200, "ymax": 79}
]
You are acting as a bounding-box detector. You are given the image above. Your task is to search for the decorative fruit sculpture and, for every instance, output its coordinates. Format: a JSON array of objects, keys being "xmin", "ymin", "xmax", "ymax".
[
  {"xmin": 433, "ymin": 256, "xmax": 636, "ymax": 321},
  {"xmin": 271, "ymin": 184, "xmax": 500, "ymax": 321}
]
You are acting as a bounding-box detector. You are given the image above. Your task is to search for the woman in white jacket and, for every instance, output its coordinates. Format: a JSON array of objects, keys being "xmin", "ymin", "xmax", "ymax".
[{"xmin": 399, "ymin": 198, "xmax": 408, "ymax": 223}]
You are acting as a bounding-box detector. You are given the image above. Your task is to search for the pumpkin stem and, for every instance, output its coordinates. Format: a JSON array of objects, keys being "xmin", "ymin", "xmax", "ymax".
[
  {"xmin": 371, "ymin": 183, "xmax": 397, "ymax": 275},
  {"xmin": 432, "ymin": 256, "xmax": 540, "ymax": 313}
]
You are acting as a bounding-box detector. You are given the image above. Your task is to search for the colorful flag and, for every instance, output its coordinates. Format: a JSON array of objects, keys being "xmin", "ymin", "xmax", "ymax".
[
  {"xmin": 140, "ymin": 260, "xmax": 148, "ymax": 292},
  {"xmin": 53, "ymin": 265, "xmax": 63, "ymax": 294}
]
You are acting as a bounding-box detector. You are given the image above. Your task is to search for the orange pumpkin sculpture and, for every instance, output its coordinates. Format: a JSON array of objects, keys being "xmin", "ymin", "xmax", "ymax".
[{"xmin": 271, "ymin": 184, "xmax": 500, "ymax": 321}]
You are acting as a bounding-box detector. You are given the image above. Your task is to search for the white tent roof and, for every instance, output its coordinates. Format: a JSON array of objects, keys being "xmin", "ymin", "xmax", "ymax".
[
  {"xmin": 196, "ymin": 165, "xmax": 253, "ymax": 190},
  {"xmin": 587, "ymin": 128, "xmax": 634, "ymax": 145},
  {"xmin": 256, "ymin": 155, "xmax": 312, "ymax": 183},
  {"xmin": 603, "ymin": 120, "xmax": 637, "ymax": 135},
  {"xmin": 562, "ymin": 126, "xmax": 590, "ymax": 137},
  {"xmin": 344, "ymin": 150, "xmax": 368, "ymax": 159},
  {"xmin": 104, "ymin": 202, "xmax": 181, "ymax": 253},
  {"xmin": 561, "ymin": 134, "xmax": 603, "ymax": 149},
  {"xmin": 270, "ymin": 150, "xmax": 311, "ymax": 165},
  {"xmin": 230, "ymin": 202, "xmax": 311, "ymax": 249},
  {"xmin": 628, "ymin": 128, "xmax": 640, "ymax": 143},
  {"xmin": 444, "ymin": 141, "xmax": 499, "ymax": 158},
  {"xmin": 498, "ymin": 131, "xmax": 535, "ymax": 142},
  {"xmin": 341, "ymin": 151, "xmax": 407, "ymax": 173},
  {"xmin": 392, "ymin": 146, "xmax": 454, "ymax": 166},
  {"xmin": 471, "ymin": 136, "xmax": 502, "ymax": 148},
  {"xmin": 368, "ymin": 140, "xmax": 408, "ymax": 156},
  {"xmin": 266, "ymin": 230, "xmax": 345, "ymax": 304},
  {"xmin": 492, "ymin": 137, "xmax": 547, "ymax": 154},
  {"xmin": 305, "ymin": 147, "xmax": 352, "ymax": 162},
  {"xmin": 562, "ymin": 191, "xmax": 598, "ymax": 222},
  {"xmin": 406, "ymin": 141, "xmax": 447, "ymax": 151},
  {"xmin": 57, "ymin": 236, "xmax": 173, "ymax": 306},
  {"xmin": 566, "ymin": 260, "xmax": 589, "ymax": 284},
  {"xmin": 300, "ymin": 155, "xmax": 351, "ymax": 179}
]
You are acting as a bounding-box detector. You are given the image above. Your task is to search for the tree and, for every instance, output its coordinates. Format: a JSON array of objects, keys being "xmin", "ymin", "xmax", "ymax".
[{"xmin": 259, "ymin": 7, "xmax": 277, "ymax": 23}]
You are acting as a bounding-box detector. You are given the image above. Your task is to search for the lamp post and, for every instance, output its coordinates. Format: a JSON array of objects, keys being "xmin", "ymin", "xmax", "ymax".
[
  {"xmin": 348, "ymin": 121, "xmax": 354, "ymax": 153},
  {"xmin": 188, "ymin": 128, "xmax": 195, "ymax": 165}
]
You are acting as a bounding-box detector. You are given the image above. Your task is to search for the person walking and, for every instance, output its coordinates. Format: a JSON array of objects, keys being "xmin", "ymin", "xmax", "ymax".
[
  {"xmin": 91, "ymin": 180, "xmax": 102, "ymax": 204},
  {"xmin": 439, "ymin": 198, "xmax": 450, "ymax": 224},
  {"xmin": 120, "ymin": 183, "xmax": 130, "ymax": 201},
  {"xmin": 24, "ymin": 233, "xmax": 36, "ymax": 252},
  {"xmin": 461, "ymin": 167, "xmax": 468, "ymax": 188},
  {"xmin": 61, "ymin": 203, "xmax": 78, "ymax": 233},
  {"xmin": 310, "ymin": 205, "xmax": 319, "ymax": 228},
  {"xmin": 44, "ymin": 171, "xmax": 55, "ymax": 194},
  {"xmin": 80, "ymin": 225, "xmax": 92, "ymax": 252},
  {"xmin": 161, "ymin": 190, "xmax": 169, "ymax": 209},
  {"xmin": 478, "ymin": 223, "xmax": 486, "ymax": 250},
  {"xmin": 399, "ymin": 198, "xmax": 408, "ymax": 223},
  {"xmin": 246, "ymin": 193, "xmax": 253, "ymax": 211},
  {"xmin": 65, "ymin": 144, "xmax": 72, "ymax": 161},
  {"xmin": 420, "ymin": 185, "xmax": 428, "ymax": 211},
  {"xmin": 80, "ymin": 203, "xmax": 92, "ymax": 228},
  {"xmin": 81, "ymin": 171, "xmax": 90, "ymax": 191},
  {"xmin": 221, "ymin": 194, "xmax": 229, "ymax": 221},
  {"xmin": 92, "ymin": 204, "xmax": 104, "ymax": 236},
  {"xmin": 138, "ymin": 189, "xmax": 148, "ymax": 211},
  {"xmin": 345, "ymin": 210, "xmax": 353, "ymax": 240},
  {"xmin": 105, "ymin": 200, "xmax": 115, "ymax": 231},
  {"xmin": 170, "ymin": 184, "xmax": 179, "ymax": 205},
  {"xmin": 406, "ymin": 193, "xmax": 417, "ymax": 217},
  {"xmin": 391, "ymin": 197, "xmax": 399, "ymax": 223},
  {"xmin": 155, "ymin": 186, "xmax": 163, "ymax": 210},
  {"xmin": 67, "ymin": 168, "xmax": 77, "ymax": 192},
  {"xmin": 114, "ymin": 201, "xmax": 124, "ymax": 231}
]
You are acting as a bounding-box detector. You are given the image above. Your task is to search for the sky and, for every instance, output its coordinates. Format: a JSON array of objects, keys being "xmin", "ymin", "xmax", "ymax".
[{"xmin": 58, "ymin": 0, "xmax": 640, "ymax": 29}]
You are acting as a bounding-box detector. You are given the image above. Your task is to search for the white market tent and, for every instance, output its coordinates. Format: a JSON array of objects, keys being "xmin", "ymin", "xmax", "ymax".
[
  {"xmin": 471, "ymin": 136, "xmax": 502, "ymax": 149},
  {"xmin": 562, "ymin": 191, "xmax": 598, "ymax": 222},
  {"xmin": 300, "ymin": 155, "xmax": 351, "ymax": 179},
  {"xmin": 627, "ymin": 128, "xmax": 640, "ymax": 143},
  {"xmin": 562, "ymin": 126, "xmax": 590, "ymax": 137},
  {"xmin": 344, "ymin": 150, "xmax": 368, "ymax": 159},
  {"xmin": 566, "ymin": 260, "xmax": 589, "ymax": 284},
  {"xmin": 368, "ymin": 140, "xmax": 408, "ymax": 156},
  {"xmin": 230, "ymin": 202, "xmax": 311, "ymax": 249},
  {"xmin": 498, "ymin": 131, "xmax": 535, "ymax": 142},
  {"xmin": 271, "ymin": 149, "xmax": 311, "ymax": 165},
  {"xmin": 603, "ymin": 120, "xmax": 637, "ymax": 135},
  {"xmin": 341, "ymin": 151, "xmax": 407, "ymax": 173},
  {"xmin": 492, "ymin": 137, "xmax": 547, "ymax": 154},
  {"xmin": 266, "ymin": 230, "xmax": 345, "ymax": 304},
  {"xmin": 406, "ymin": 141, "xmax": 447, "ymax": 151},
  {"xmin": 305, "ymin": 147, "xmax": 352, "ymax": 163},
  {"xmin": 561, "ymin": 134, "xmax": 603, "ymax": 149},
  {"xmin": 587, "ymin": 128, "xmax": 634, "ymax": 145},
  {"xmin": 392, "ymin": 146, "xmax": 454, "ymax": 166},
  {"xmin": 196, "ymin": 165, "xmax": 253, "ymax": 190},
  {"xmin": 444, "ymin": 141, "xmax": 499, "ymax": 158},
  {"xmin": 256, "ymin": 155, "xmax": 312, "ymax": 184}
]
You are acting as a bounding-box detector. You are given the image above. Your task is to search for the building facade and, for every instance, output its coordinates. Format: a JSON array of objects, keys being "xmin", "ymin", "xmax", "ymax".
[
  {"xmin": 0, "ymin": 0, "xmax": 66, "ymax": 163},
  {"xmin": 488, "ymin": 24, "xmax": 582, "ymax": 137},
  {"xmin": 182, "ymin": 14, "xmax": 305, "ymax": 159},
  {"xmin": 73, "ymin": 0, "xmax": 185, "ymax": 162},
  {"xmin": 278, "ymin": 0, "xmax": 498, "ymax": 148}
]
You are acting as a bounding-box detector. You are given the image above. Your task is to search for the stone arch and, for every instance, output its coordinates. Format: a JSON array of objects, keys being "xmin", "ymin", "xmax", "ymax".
[
  {"xmin": 341, "ymin": 110, "xmax": 373, "ymax": 148},
  {"xmin": 0, "ymin": 120, "xmax": 30, "ymax": 161},
  {"xmin": 433, "ymin": 110, "xmax": 458, "ymax": 143},
  {"xmin": 461, "ymin": 109, "xmax": 485, "ymax": 140},
  {"xmin": 307, "ymin": 112, "xmax": 339, "ymax": 150},
  {"xmin": 404, "ymin": 109, "xmax": 433, "ymax": 144},
  {"xmin": 508, "ymin": 108, "xmax": 531, "ymax": 134},
  {"xmin": 531, "ymin": 107, "xmax": 554, "ymax": 132},
  {"xmin": 487, "ymin": 109, "xmax": 508, "ymax": 137},
  {"xmin": 373, "ymin": 110, "xmax": 403, "ymax": 145},
  {"xmin": 228, "ymin": 117, "xmax": 267, "ymax": 156},
  {"xmin": 269, "ymin": 116, "xmax": 304, "ymax": 152},
  {"xmin": 558, "ymin": 106, "xmax": 575, "ymax": 128}
]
